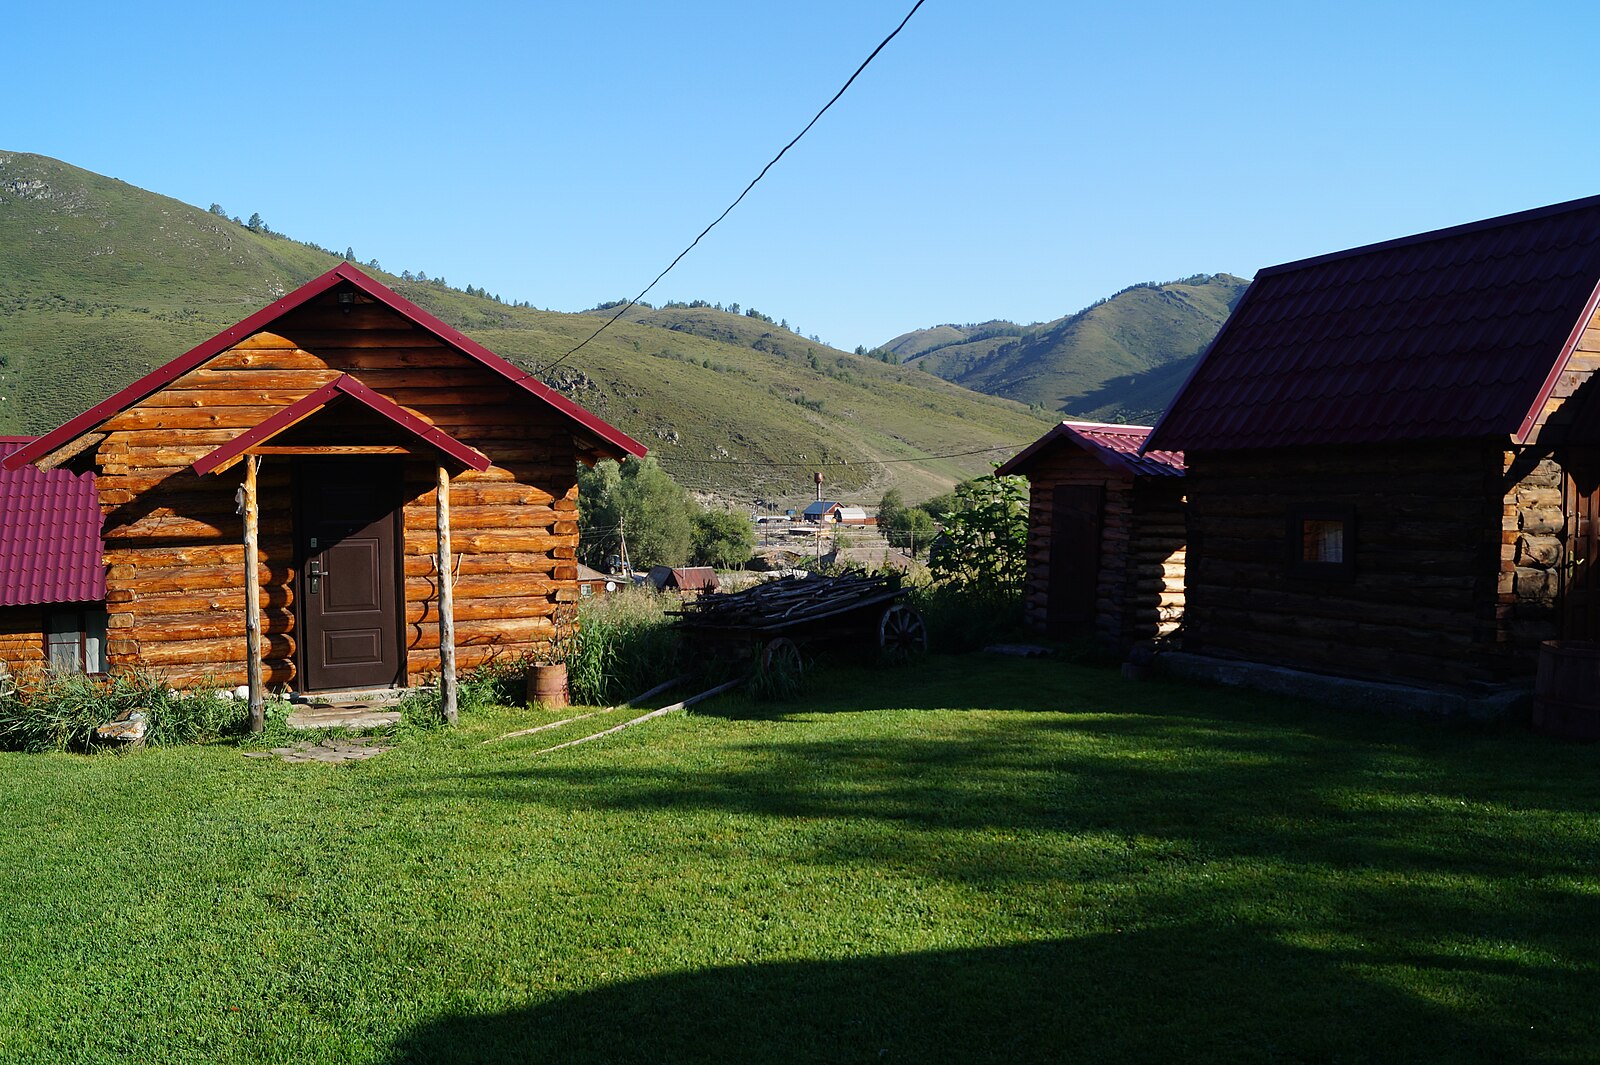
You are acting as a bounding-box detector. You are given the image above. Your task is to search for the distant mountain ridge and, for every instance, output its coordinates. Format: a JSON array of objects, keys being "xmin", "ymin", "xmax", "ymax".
[{"xmin": 883, "ymin": 273, "xmax": 1249, "ymax": 424}]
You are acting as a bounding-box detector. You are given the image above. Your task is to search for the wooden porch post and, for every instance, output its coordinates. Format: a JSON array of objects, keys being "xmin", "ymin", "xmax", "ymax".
[
  {"xmin": 243, "ymin": 455, "xmax": 265, "ymax": 733},
  {"xmin": 437, "ymin": 463, "xmax": 458, "ymax": 725}
]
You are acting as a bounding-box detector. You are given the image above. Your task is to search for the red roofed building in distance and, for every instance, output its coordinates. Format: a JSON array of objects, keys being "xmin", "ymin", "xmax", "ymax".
[
  {"xmin": 1144, "ymin": 194, "xmax": 1600, "ymax": 712},
  {"xmin": 997, "ymin": 422, "xmax": 1184, "ymax": 648}
]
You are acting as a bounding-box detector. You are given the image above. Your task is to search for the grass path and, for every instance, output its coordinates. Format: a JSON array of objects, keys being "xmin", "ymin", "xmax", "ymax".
[{"xmin": 2, "ymin": 658, "xmax": 1598, "ymax": 1062}]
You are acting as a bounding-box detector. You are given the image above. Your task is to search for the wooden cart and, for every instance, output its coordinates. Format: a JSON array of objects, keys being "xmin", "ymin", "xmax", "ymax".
[{"xmin": 671, "ymin": 572, "xmax": 927, "ymax": 675}]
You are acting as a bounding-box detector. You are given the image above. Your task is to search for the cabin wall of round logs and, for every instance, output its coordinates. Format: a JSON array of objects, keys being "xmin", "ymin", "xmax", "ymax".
[
  {"xmin": 0, "ymin": 606, "xmax": 46, "ymax": 674},
  {"xmin": 1181, "ymin": 439, "xmax": 1569, "ymax": 687},
  {"xmin": 89, "ymin": 289, "xmax": 586, "ymax": 692}
]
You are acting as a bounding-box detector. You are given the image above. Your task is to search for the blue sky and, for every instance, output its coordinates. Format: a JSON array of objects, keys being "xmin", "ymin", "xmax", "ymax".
[{"xmin": 9, "ymin": 1, "xmax": 1598, "ymax": 350}]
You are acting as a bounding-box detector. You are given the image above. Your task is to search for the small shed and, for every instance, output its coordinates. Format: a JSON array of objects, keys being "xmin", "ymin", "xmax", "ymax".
[
  {"xmin": 997, "ymin": 422, "xmax": 1185, "ymax": 646},
  {"xmin": 1145, "ymin": 193, "xmax": 1600, "ymax": 693},
  {"xmin": 1, "ymin": 265, "xmax": 645, "ymax": 701},
  {"xmin": 646, "ymin": 566, "xmax": 720, "ymax": 594},
  {"xmin": 576, "ymin": 564, "xmax": 617, "ymax": 597},
  {"xmin": 0, "ymin": 437, "xmax": 107, "ymax": 676}
]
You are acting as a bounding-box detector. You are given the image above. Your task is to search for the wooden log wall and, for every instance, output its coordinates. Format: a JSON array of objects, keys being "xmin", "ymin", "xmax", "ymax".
[
  {"xmin": 1183, "ymin": 440, "xmax": 1509, "ymax": 686},
  {"xmin": 1126, "ymin": 479, "xmax": 1186, "ymax": 643},
  {"xmin": 1496, "ymin": 452, "xmax": 1563, "ymax": 668},
  {"xmin": 1020, "ymin": 448, "xmax": 1185, "ymax": 648},
  {"xmin": 1526, "ymin": 304, "xmax": 1600, "ymax": 445},
  {"xmin": 91, "ymin": 290, "xmax": 581, "ymax": 691},
  {"xmin": 0, "ymin": 605, "xmax": 45, "ymax": 678}
]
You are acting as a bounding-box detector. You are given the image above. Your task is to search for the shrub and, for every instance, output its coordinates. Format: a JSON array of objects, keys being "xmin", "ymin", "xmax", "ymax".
[
  {"xmin": 400, "ymin": 655, "xmax": 526, "ymax": 727},
  {"xmin": 567, "ymin": 590, "xmax": 680, "ymax": 705},
  {"xmin": 905, "ymin": 581, "xmax": 1023, "ymax": 654},
  {"xmin": 0, "ymin": 669, "xmax": 256, "ymax": 752}
]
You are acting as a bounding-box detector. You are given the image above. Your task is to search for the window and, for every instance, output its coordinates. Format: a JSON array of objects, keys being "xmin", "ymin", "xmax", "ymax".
[
  {"xmin": 1302, "ymin": 519, "xmax": 1345, "ymax": 563},
  {"xmin": 46, "ymin": 606, "xmax": 108, "ymax": 674},
  {"xmin": 1288, "ymin": 506, "xmax": 1356, "ymax": 579}
]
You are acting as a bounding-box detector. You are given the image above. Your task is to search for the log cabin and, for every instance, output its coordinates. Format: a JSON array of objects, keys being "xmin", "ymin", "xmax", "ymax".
[
  {"xmin": 0, "ymin": 265, "xmax": 644, "ymax": 717},
  {"xmin": 1144, "ymin": 194, "xmax": 1600, "ymax": 705},
  {"xmin": 996, "ymin": 421, "xmax": 1184, "ymax": 648},
  {"xmin": 0, "ymin": 437, "xmax": 107, "ymax": 679}
]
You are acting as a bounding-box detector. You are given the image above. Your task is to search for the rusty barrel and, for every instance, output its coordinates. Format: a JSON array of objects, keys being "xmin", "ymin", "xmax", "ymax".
[
  {"xmin": 1533, "ymin": 640, "xmax": 1600, "ymax": 741},
  {"xmin": 527, "ymin": 663, "xmax": 570, "ymax": 709}
]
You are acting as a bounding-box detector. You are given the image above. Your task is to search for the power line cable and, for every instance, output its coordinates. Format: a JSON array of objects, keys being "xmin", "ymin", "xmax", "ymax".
[{"xmin": 533, "ymin": 0, "xmax": 927, "ymax": 379}]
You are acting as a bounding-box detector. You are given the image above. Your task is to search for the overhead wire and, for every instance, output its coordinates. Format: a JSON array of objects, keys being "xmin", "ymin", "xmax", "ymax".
[{"xmin": 532, "ymin": 0, "xmax": 928, "ymax": 379}]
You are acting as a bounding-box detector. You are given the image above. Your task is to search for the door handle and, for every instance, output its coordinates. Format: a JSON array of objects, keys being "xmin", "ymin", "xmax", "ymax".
[{"xmin": 308, "ymin": 559, "xmax": 324, "ymax": 594}]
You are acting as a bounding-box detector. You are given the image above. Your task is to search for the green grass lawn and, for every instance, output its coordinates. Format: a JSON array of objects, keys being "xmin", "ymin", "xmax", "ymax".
[{"xmin": 2, "ymin": 657, "xmax": 1598, "ymax": 1063}]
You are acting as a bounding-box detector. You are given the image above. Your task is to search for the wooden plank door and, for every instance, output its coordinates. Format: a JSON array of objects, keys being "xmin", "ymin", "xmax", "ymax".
[
  {"xmin": 296, "ymin": 459, "xmax": 403, "ymax": 692},
  {"xmin": 1048, "ymin": 484, "xmax": 1103, "ymax": 631},
  {"xmin": 1562, "ymin": 476, "xmax": 1600, "ymax": 641}
]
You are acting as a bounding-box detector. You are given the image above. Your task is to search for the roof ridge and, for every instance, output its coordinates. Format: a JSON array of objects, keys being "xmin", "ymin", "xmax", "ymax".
[{"xmin": 1258, "ymin": 192, "xmax": 1600, "ymax": 279}]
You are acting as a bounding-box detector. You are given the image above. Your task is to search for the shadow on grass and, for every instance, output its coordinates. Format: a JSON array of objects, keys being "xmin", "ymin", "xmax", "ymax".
[
  {"xmin": 386, "ymin": 655, "xmax": 1600, "ymax": 1059},
  {"xmin": 383, "ymin": 926, "xmax": 1565, "ymax": 1064}
]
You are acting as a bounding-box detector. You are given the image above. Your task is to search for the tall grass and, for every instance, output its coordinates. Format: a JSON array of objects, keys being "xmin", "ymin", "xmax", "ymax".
[
  {"xmin": 905, "ymin": 582, "xmax": 1024, "ymax": 654},
  {"xmin": 567, "ymin": 590, "xmax": 681, "ymax": 705},
  {"xmin": 399, "ymin": 656, "xmax": 528, "ymax": 728},
  {"xmin": 0, "ymin": 669, "xmax": 252, "ymax": 752}
]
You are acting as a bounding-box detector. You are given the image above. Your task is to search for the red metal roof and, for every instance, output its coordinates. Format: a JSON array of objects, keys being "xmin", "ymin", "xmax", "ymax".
[
  {"xmin": 0, "ymin": 437, "xmax": 104, "ymax": 607},
  {"xmin": 192, "ymin": 375, "xmax": 492, "ymax": 476},
  {"xmin": 669, "ymin": 567, "xmax": 720, "ymax": 591},
  {"xmin": 3, "ymin": 264, "xmax": 646, "ymax": 473},
  {"xmin": 997, "ymin": 421, "xmax": 1184, "ymax": 478},
  {"xmin": 1145, "ymin": 194, "xmax": 1600, "ymax": 453}
]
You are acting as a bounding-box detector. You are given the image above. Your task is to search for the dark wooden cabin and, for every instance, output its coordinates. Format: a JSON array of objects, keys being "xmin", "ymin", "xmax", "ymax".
[
  {"xmin": 996, "ymin": 421, "xmax": 1185, "ymax": 647},
  {"xmin": 1145, "ymin": 194, "xmax": 1600, "ymax": 694},
  {"xmin": 1, "ymin": 265, "xmax": 644, "ymax": 704}
]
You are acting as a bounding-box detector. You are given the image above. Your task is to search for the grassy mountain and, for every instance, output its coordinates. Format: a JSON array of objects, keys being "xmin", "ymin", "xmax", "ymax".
[
  {"xmin": 0, "ymin": 151, "xmax": 1050, "ymax": 506},
  {"xmin": 886, "ymin": 274, "xmax": 1249, "ymax": 424}
]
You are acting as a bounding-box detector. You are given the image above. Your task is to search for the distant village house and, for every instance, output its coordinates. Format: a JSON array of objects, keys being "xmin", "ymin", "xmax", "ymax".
[{"xmin": 802, "ymin": 500, "xmax": 872, "ymax": 525}]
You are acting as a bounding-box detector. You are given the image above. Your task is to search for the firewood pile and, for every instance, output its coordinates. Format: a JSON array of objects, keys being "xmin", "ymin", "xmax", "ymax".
[{"xmin": 672, "ymin": 572, "xmax": 903, "ymax": 632}]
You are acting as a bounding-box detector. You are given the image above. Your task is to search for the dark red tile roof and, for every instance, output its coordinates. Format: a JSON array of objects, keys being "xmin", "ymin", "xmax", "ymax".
[
  {"xmin": 997, "ymin": 421, "xmax": 1184, "ymax": 478},
  {"xmin": 1145, "ymin": 194, "xmax": 1600, "ymax": 452},
  {"xmin": 0, "ymin": 438, "xmax": 104, "ymax": 607},
  {"xmin": 2, "ymin": 263, "xmax": 646, "ymax": 473}
]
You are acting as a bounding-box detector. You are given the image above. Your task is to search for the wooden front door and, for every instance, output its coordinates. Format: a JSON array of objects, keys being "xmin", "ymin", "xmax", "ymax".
[
  {"xmin": 1563, "ymin": 476, "xmax": 1600, "ymax": 641},
  {"xmin": 1048, "ymin": 484, "xmax": 1103, "ymax": 631},
  {"xmin": 296, "ymin": 459, "xmax": 403, "ymax": 692}
]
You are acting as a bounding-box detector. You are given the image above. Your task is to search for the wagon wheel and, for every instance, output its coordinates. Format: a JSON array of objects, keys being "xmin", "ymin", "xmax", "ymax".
[
  {"xmin": 761, "ymin": 637, "xmax": 804, "ymax": 677},
  {"xmin": 878, "ymin": 603, "xmax": 928, "ymax": 660}
]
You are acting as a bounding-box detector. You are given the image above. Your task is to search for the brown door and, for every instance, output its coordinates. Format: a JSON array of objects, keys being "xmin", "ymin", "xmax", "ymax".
[
  {"xmin": 1563, "ymin": 476, "xmax": 1600, "ymax": 640},
  {"xmin": 1048, "ymin": 484, "xmax": 1103, "ymax": 631},
  {"xmin": 296, "ymin": 459, "xmax": 403, "ymax": 692}
]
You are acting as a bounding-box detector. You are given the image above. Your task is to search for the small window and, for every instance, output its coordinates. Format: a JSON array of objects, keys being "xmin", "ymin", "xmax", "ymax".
[
  {"xmin": 1301, "ymin": 519, "xmax": 1345, "ymax": 563},
  {"xmin": 1288, "ymin": 507, "xmax": 1356, "ymax": 579},
  {"xmin": 46, "ymin": 606, "xmax": 108, "ymax": 674}
]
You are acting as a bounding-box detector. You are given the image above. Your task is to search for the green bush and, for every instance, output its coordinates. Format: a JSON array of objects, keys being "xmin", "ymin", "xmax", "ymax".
[
  {"xmin": 567, "ymin": 590, "xmax": 680, "ymax": 705},
  {"xmin": 0, "ymin": 670, "xmax": 255, "ymax": 752},
  {"xmin": 905, "ymin": 582, "xmax": 1023, "ymax": 654}
]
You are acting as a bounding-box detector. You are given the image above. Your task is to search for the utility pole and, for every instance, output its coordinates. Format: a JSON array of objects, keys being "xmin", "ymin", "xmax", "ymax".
[{"xmin": 617, "ymin": 513, "xmax": 632, "ymax": 577}]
